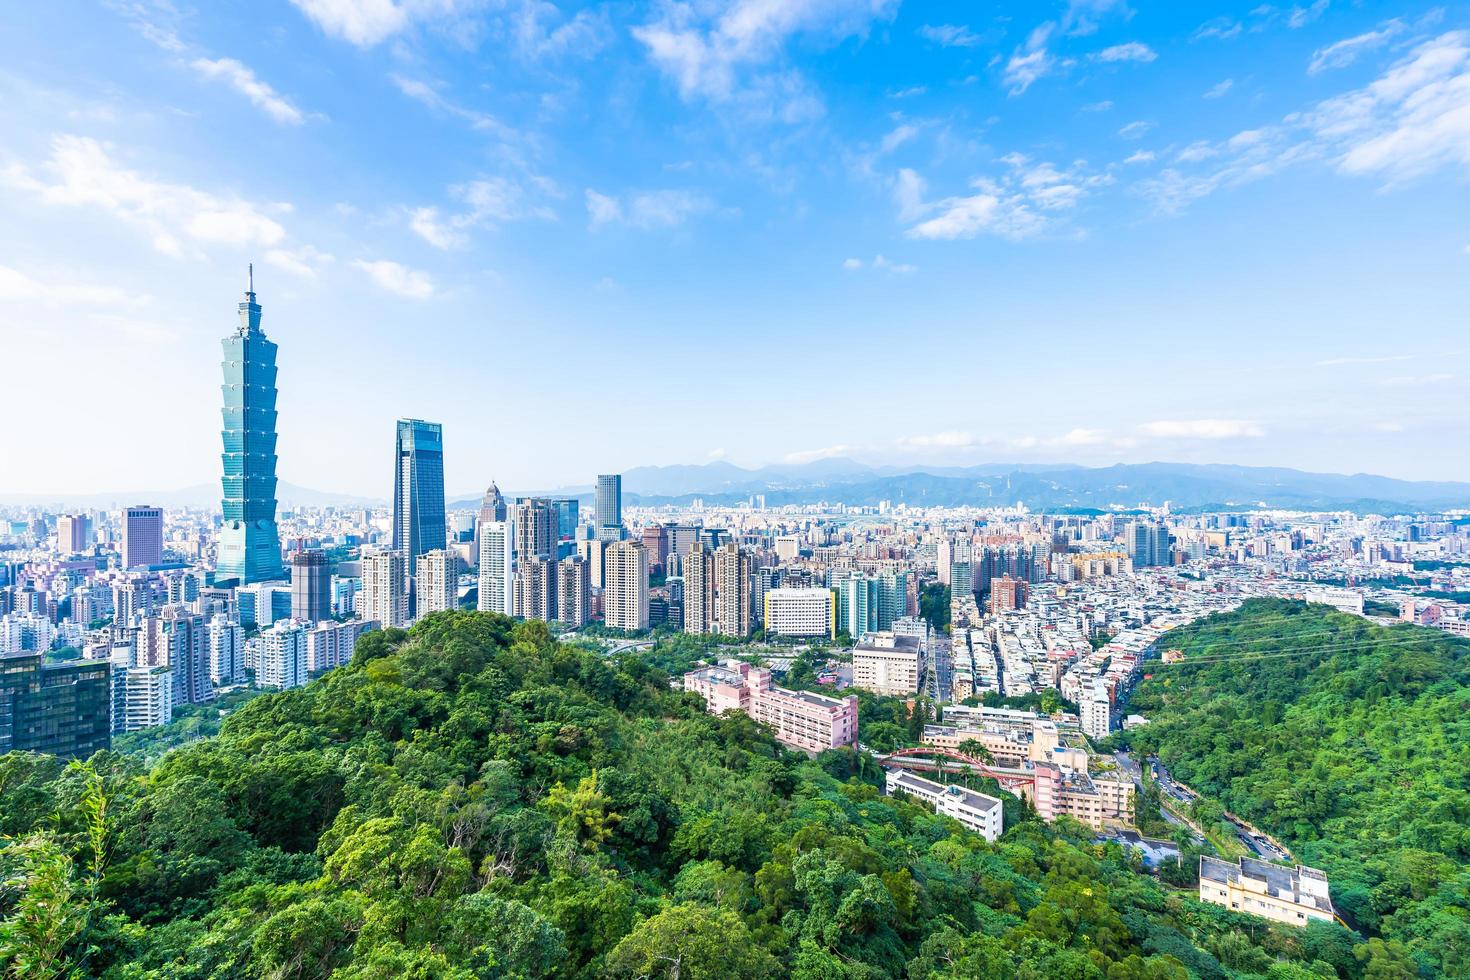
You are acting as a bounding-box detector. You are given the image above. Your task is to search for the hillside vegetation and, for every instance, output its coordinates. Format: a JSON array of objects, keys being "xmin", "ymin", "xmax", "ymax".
[
  {"xmin": 1126, "ymin": 599, "xmax": 1470, "ymax": 978},
  {"xmin": 0, "ymin": 611, "xmax": 1385, "ymax": 978}
]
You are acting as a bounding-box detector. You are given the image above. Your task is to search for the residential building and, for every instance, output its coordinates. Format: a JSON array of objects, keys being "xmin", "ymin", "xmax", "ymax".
[
  {"xmin": 217, "ymin": 274, "xmax": 285, "ymax": 585},
  {"xmin": 56, "ymin": 514, "xmax": 90, "ymax": 554},
  {"xmin": 477, "ymin": 521, "xmax": 513, "ymax": 615},
  {"xmin": 140, "ymin": 606, "xmax": 213, "ymax": 706},
  {"xmin": 1199, "ymin": 857, "xmax": 1335, "ymax": 926},
  {"xmin": 0, "ymin": 651, "xmax": 111, "ymax": 758},
  {"xmin": 289, "ymin": 549, "xmax": 331, "ymax": 623},
  {"xmin": 1080, "ymin": 686, "xmax": 1112, "ymax": 740},
  {"xmin": 513, "ymin": 557, "xmax": 557, "ymax": 623},
  {"xmin": 258, "ymin": 620, "xmax": 307, "ymax": 690},
  {"xmin": 885, "ymin": 770, "xmax": 1003, "ymax": 842},
  {"xmin": 122, "ymin": 506, "xmax": 163, "ymax": 569},
  {"xmin": 990, "ymin": 575, "xmax": 1029, "ymax": 613},
  {"xmin": 114, "ymin": 662, "xmax": 173, "ymax": 734},
  {"xmin": 474, "ymin": 483, "xmax": 508, "ymax": 566},
  {"xmin": 714, "ymin": 542, "xmax": 753, "ymax": 637},
  {"xmin": 853, "ymin": 632, "xmax": 925, "ymax": 696},
  {"xmin": 361, "ymin": 549, "xmax": 408, "ymax": 628},
  {"xmin": 683, "ymin": 545, "xmax": 715, "ymax": 634},
  {"xmin": 764, "ymin": 587, "xmax": 835, "ymax": 638},
  {"xmin": 416, "ymin": 549, "xmax": 457, "ymax": 616},
  {"xmin": 603, "ymin": 540, "xmax": 648, "ymax": 630},
  {"xmin": 513, "ymin": 498, "xmax": 558, "ymax": 560},
  {"xmin": 1031, "ymin": 762, "xmax": 1134, "ymax": 829},
  {"xmin": 683, "ymin": 661, "xmax": 858, "ymax": 752},
  {"xmin": 305, "ymin": 619, "xmax": 371, "ymax": 674},
  {"xmin": 640, "ymin": 525, "xmax": 669, "ymax": 573},
  {"xmin": 393, "ymin": 419, "xmax": 446, "ymax": 613},
  {"xmin": 557, "ymin": 555, "xmax": 589, "ymax": 628},
  {"xmin": 207, "ymin": 619, "xmax": 244, "ymax": 686}
]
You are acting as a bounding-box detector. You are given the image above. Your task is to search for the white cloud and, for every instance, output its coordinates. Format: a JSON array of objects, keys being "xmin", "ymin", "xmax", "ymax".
[
  {"xmin": 1287, "ymin": 0, "xmax": 1330, "ymax": 31},
  {"xmin": 354, "ymin": 259, "xmax": 435, "ymax": 298},
  {"xmin": 842, "ymin": 257, "xmax": 863, "ymax": 270},
  {"xmin": 1204, "ymin": 78, "xmax": 1234, "ymax": 98},
  {"xmin": 784, "ymin": 444, "xmax": 853, "ymax": 464},
  {"xmin": 1139, "ymin": 419, "xmax": 1265, "ymax": 439},
  {"xmin": 504, "ymin": 0, "xmax": 610, "ymax": 61},
  {"xmin": 390, "ymin": 75, "xmax": 521, "ymax": 143},
  {"xmin": 264, "ymin": 245, "xmax": 334, "ymax": 278},
  {"xmin": 1370, "ymin": 421, "xmax": 1404, "ymax": 432},
  {"xmin": 2, "ymin": 134, "xmax": 289, "ymax": 256},
  {"xmin": 880, "ymin": 124, "xmax": 919, "ymax": 154},
  {"xmin": 1124, "ymin": 150, "xmax": 1156, "ymax": 164},
  {"xmin": 1004, "ymin": 35, "xmax": 1056, "ymax": 96},
  {"xmin": 1081, "ymin": 100, "xmax": 1114, "ymax": 112},
  {"xmin": 904, "ymin": 155, "xmax": 1110, "ymax": 241},
  {"xmin": 893, "ymin": 168, "xmax": 927, "ymax": 221},
  {"xmin": 409, "ymin": 176, "xmax": 557, "ymax": 249},
  {"xmin": 1193, "ymin": 18, "xmax": 1243, "ymax": 42},
  {"xmin": 1118, "ymin": 120, "xmax": 1153, "ymax": 139},
  {"xmin": 918, "ymin": 24, "xmax": 985, "ymax": 48},
  {"xmin": 190, "ymin": 58, "xmax": 306, "ymax": 124},
  {"xmin": 901, "ymin": 430, "xmax": 979, "ymax": 449},
  {"xmin": 287, "ymin": 0, "xmax": 471, "ymax": 47},
  {"xmin": 0, "ymin": 265, "xmax": 138, "ymax": 306},
  {"xmin": 1314, "ymin": 353, "xmax": 1412, "ymax": 366},
  {"xmin": 585, "ymin": 188, "xmax": 713, "ymax": 230},
  {"xmin": 845, "ymin": 255, "xmax": 916, "ymax": 273},
  {"xmin": 1309, "ymin": 21, "xmax": 1404, "ymax": 75},
  {"xmin": 889, "ymin": 85, "xmax": 927, "ymax": 98},
  {"xmin": 1063, "ymin": 0, "xmax": 1132, "ymax": 38},
  {"xmin": 707, "ymin": 448, "xmax": 729, "ymax": 459},
  {"xmin": 632, "ymin": 0, "xmax": 897, "ymax": 117},
  {"xmin": 1094, "ymin": 42, "xmax": 1156, "ymax": 63}
]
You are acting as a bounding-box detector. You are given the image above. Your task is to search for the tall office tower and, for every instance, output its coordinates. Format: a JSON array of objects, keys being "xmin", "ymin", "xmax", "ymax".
[
  {"xmin": 207, "ymin": 618, "xmax": 244, "ymax": 686},
  {"xmin": 0, "ymin": 651, "xmax": 111, "ymax": 757},
  {"xmin": 361, "ymin": 549, "xmax": 409, "ymax": 628},
  {"xmin": 513, "ymin": 557, "xmax": 556, "ymax": 623},
  {"xmin": 664, "ymin": 525, "xmax": 699, "ymax": 571},
  {"xmin": 416, "ymin": 549, "xmax": 457, "ymax": 616},
  {"xmin": 393, "ymin": 419, "xmax": 446, "ymax": 612},
  {"xmin": 474, "ymin": 483, "xmax": 508, "ymax": 567},
  {"xmin": 603, "ymin": 541, "xmax": 648, "ymax": 631},
  {"xmin": 641, "ymin": 525, "xmax": 669, "ymax": 574},
  {"xmin": 257, "ymin": 620, "xmax": 308, "ymax": 690},
  {"xmin": 683, "ymin": 545, "xmax": 714, "ymax": 634},
  {"xmin": 1150, "ymin": 523, "xmax": 1171, "ymax": 567},
  {"xmin": 477, "ymin": 521, "xmax": 513, "ymax": 614},
  {"xmin": 56, "ymin": 514, "xmax": 89, "ymax": 555},
  {"xmin": 951, "ymin": 560, "xmax": 974, "ymax": 598},
  {"xmin": 714, "ymin": 543, "xmax": 753, "ymax": 637},
  {"xmin": 557, "ymin": 555, "xmax": 590, "ymax": 628},
  {"xmin": 1127, "ymin": 522, "xmax": 1170, "ymax": 568},
  {"xmin": 217, "ymin": 271, "xmax": 284, "ymax": 586},
  {"xmin": 596, "ymin": 474, "xmax": 624, "ymax": 541},
  {"xmin": 513, "ymin": 498, "xmax": 557, "ymax": 560},
  {"xmin": 289, "ymin": 549, "xmax": 331, "ymax": 623},
  {"xmin": 122, "ymin": 506, "xmax": 163, "ymax": 569},
  {"xmin": 552, "ymin": 498, "xmax": 580, "ymax": 543},
  {"xmin": 140, "ymin": 606, "xmax": 214, "ymax": 707}
]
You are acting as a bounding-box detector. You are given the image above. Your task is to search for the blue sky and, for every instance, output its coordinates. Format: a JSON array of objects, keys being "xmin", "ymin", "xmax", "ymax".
[{"xmin": 1, "ymin": 0, "xmax": 1467, "ymax": 497}]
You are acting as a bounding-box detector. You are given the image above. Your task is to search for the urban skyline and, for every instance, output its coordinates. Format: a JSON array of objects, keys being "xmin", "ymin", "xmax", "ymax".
[{"xmin": 2, "ymin": 1, "xmax": 1468, "ymax": 496}]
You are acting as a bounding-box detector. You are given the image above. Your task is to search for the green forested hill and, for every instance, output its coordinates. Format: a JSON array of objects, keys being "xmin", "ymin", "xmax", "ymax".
[
  {"xmin": 1125, "ymin": 599, "xmax": 1470, "ymax": 978},
  {"xmin": 2, "ymin": 611, "xmax": 1372, "ymax": 978}
]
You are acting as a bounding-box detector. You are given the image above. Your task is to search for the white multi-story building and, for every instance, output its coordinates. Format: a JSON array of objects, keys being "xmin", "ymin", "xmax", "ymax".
[
  {"xmin": 416, "ymin": 549, "xmax": 457, "ymax": 616},
  {"xmin": 207, "ymin": 619, "xmax": 244, "ymax": 686},
  {"xmin": 886, "ymin": 770, "xmax": 1004, "ymax": 842},
  {"xmin": 306, "ymin": 619, "xmax": 372, "ymax": 674},
  {"xmin": 603, "ymin": 541, "xmax": 648, "ymax": 631},
  {"xmin": 763, "ymin": 587, "xmax": 835, "ymax": 638},
  {"xmin": 853, "ymin": 632, "xmax": 925, "ymax": 696},
  {"xmin": 258, "ymin": 620, "xmax": 308, "ymax": 690},
  {"xmin": 476, "ymin": 522, "xmax": 513, "ymax": 615},
  {"xmin": 1199, "ymin": 857, "xmax": 1335, "ymax": 926},
  {"xmin": 1080, "ymin": 685, "xmax": 1112, "ymax": 741},
  {"xmin": 361, "ymin": 549, "xmax": 408, "ymax": 628}
]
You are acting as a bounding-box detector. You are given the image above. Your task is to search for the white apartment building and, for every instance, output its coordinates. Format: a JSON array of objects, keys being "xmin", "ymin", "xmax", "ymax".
[
  {"xmin": 853, "ymin": 632, "xmax": 925, "ymax": 696},
  {"xmin": 477, "ymin": 522, "xmax": 513, "ymax": 615},
  {"xmin": 1080, "ymin": 685, "xmax": 1112, "ymax": 741},
  {"xmin": 207, "ymin": 619, "xmax": 244, "ymax": 686},
  {"xmin": 306, "ymin": 619, "xmax": 373, "ymax": 674},
  {"xmin": 258, "ymin": 621, "xmax": 308, "ymax": 690},
  {"xmin": 361, "ymin": 549, "xmax": 408, "ymax": 628},
  {"xmin": 886, "ymin": 769, "xmax": 1004, "ymax": 842},
  {"xmin": 415, "ymin": 549, "xmax": 457, "ymax": 616},
  {"xmin": 603, "ymin": 541, "xmax": 648, "ymax": 630},
  {"xmin": 764, "ymin": 587, "xmax": 835, "ymax": 638}
]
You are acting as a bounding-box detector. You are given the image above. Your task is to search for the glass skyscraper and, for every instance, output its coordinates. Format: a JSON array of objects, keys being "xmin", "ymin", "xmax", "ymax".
[
  {"xmin": 217, "ymin": 272, "xmax": 284, "ymax": 586},
  {"xmin": 596, "ymin": 473, "xmax": 623, "ymax": 541},
  {"xmin": 393, "ymin": 419, "xmax": 446, "ymax": 611}
]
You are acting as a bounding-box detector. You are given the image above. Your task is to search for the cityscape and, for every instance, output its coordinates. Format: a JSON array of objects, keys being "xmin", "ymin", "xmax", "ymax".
[{"xmin": 2, "ymin": 2, "xmax": 1469, "ymax": 979}]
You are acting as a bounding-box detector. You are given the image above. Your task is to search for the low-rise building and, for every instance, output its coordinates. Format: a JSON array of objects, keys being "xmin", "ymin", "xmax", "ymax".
[
  {"xmin": 885, "ymin": 769, "xmax": 1003, "ymax": 842},
  {"xmin": 1032, "ymin": 761, "xmax": 1134, "ymax": 829},
  {"xmin": 1199, "ymin": 857, "xmax": 1335, "ymax": 926},
  {"xmin": 683, "ymin": 660, "xmax": 857, "ymax": 753},
  {"xmin": 852, "ymin": 631, "xmax": 924, "ymax": 696}
]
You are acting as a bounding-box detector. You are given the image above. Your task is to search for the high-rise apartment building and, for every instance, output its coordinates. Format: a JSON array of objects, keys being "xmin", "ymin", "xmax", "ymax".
[
  {"xmin": 0, "ymin": 652, "xmax": 111, "ymax": 758},
  {"xmin": 207, "ymin": 618, "xmax": 244, "ymax": 686},
  {"xmin": 1127, "ymin": 522, "xmax": 1172, "ymax": 568},
  {"xmin": 683, "ymin": 544, "xmax": 714, "ymax": 634},
  {"xmin": 714, "ymin": 543, "xmax": 753, "ymax": 637},
  {"xmin": 513, "ymin": 557, "xmax": 556, "ymax": 623},
  {"xmin": 477, "ymin": 521, "xmax": 513, "ymax": 615},
  {"xmin": 122, "ymin": 506, "xmax": 163, "ymax": 569},
  {"xmin": 990, "ymin": 575, "xmax": 1029, "ymax": 614},
  {"xmin": 140, "ymin": 606, "xmax": 213, "ymax": 707},
  {"xmin": 289, "ymin": 549, "xmax": 331, "ymax": 623},
  {"xmin": 217, "ymin": 272, "xmax": 285, "ymax": 585},
  {"xmin": 361, "ymin": 549, "xmax": 408, "ymax": 628},
  {"xmin": 640, "ymin": 525, "xmax": 669, "ymax": 573},
  {"xmin": 596, "ymin": 474, "xmax": 623, "ymax": 541},
  {"xmin": 258, "ymin": 620, "xmax": 308, "ymax": 690},
  {"xmin": 557, "ymin": 555, "xmax": 590, "ymax": 628},
  {"xmin": 393, "ymin": 419, "xmax": 446, "ymax": 612},
  {"xmin": 603, "ymin": 541, "xmax": 648, "ymax": 630},
  {"xmin": 56, "ymin": 514, "xmax": 90, "ymax": 555},
  {"xmin": 513, "ymin": 498, "xmax": 557, "ymax": 560},
  {"xmin": 416, "ymin": 549, "xmax": 457, "ymax": 616},
  {"xmin": 576, "ymin": 538, "xmax": 606, "ymax": 589}
]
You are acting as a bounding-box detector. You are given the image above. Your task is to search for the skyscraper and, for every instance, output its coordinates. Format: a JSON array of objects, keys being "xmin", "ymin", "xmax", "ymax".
[
  {"xmin": 217, "ymin": 270, "xmax": 284, "ymax": 586},
  {"xmin": 474, "ymin": 483, "xmax": 507, "ymax": 567},
  {"xmin": 289, "ymin": 549, "xmax": 331, "ymax": 623},
  {"xmin": 513, "ymin": 557, "xmax": 556, "ymax": 623},
  {"xmin": 714, "ymin": 542, "xmax": 753, "ymax": 637},
  {"xmin": 596, "ymin": 474, "xmax": 623, "ymax": 541},
  {"xmin": 513, "ymin": 498, "xmax": 557, "ymax": 560},
  {"xmin": 683, "ymin": 544, "xmax": 714, "ymax": 634},
  {"xmin": 0, "ymin": 651, "xmax": 111, "ymax": 758},
  {"xmin": 56, "ymin": 514, "xmax": 89, "ymax": 555},
  {"xmin": 603, "ymin": 541, "xmax": 648, "ymax": 631},
  {"xmin": 393, "ymin": 419, "xmax": 446, "ymax": 613},
  {"xmin": 557, "ymin": 555, "xmax": 590, "ymax": 628},
  {"xmin": 122, "ymin": 506, "xmax": 163, "ymax": 569},
  {"xmin": 477, "ymin": 521, "xmax": 513, "ymax": 615},
  {"xmin": 416, "ymin": 549, "xmax": 457, "ymax": 616}
]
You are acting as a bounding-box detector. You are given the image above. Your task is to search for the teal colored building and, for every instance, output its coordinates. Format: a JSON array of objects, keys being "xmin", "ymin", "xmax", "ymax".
[{"xmin": 217, "ymin": 271, "xmax": 284, "ymax": 586}]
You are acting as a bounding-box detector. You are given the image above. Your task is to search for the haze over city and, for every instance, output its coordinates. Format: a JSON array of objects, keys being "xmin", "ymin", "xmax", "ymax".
[{"xmin": 3, "ymin": 0, "xmax": 1469, "ymax": 496}]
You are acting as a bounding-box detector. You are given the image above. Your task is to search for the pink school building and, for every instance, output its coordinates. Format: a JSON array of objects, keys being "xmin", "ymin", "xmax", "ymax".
[{"xmin": 683, "ymin": 661, "xmax": 858, "ymax": 753}]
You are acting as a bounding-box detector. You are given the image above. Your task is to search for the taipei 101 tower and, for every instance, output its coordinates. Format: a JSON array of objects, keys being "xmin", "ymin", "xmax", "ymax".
[{"xmin": 216, "ymin": 266, "xmax": 284, "ymax": 586}]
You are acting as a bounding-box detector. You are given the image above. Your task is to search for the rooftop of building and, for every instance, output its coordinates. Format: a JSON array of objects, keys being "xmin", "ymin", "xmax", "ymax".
[
  {"xmin": 890, "ymin": 770, "xmax": 1001, "ymax": 812},
  {"xmin": 1199, "ymin": 856, "xmax": 1334, "ymax": 912}
]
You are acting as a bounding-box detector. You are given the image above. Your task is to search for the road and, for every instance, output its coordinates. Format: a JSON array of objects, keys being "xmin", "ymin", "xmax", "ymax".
[{"xmin": 1116, "ymin": 751, "xmax": 1291, "ymax": 862}]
